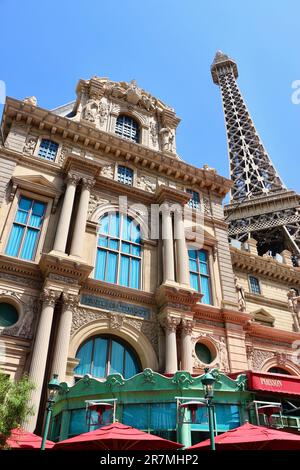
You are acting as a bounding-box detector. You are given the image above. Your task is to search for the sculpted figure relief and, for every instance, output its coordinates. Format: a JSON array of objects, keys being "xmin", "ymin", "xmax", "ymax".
[
  {"xmin": 82, "ymin": 98, "xmax": 99, "ymax": 122},
  {"xmin": 159, "ymin": 127, "xmax": 175, "ymax": 152},
  {"xmin": 235, "ymin": 276, "xmax": 246, "ymax": 312},
  {"xmin": 287, "ymin": 289, "xmax": 300, "ymax": 331},
  {"xmin": 23, "ymin": 137, "xmax": 37, "ymax": 155}
]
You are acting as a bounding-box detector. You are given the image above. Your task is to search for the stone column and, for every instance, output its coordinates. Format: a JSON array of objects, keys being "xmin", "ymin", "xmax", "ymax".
[
  {"xmin": 51, "ymin": 293, "xmax": 79, "ymax": 382},
  {"xmin": 161, "ymin": 205, "xmax": 175, "ymax": 283},
  {"xmin": 26, "ymin": 289, "xmax": 60, "ymax": 432},
  {"xmin": 181, "ymin": 319, "xmax": 194, "ymax": 373},
  {"xmin": 163, "ymin": 315, "xmax": 180, "ymax": 374},
  {"xmin": 70, "ymin": 176, "xmax": 95, "ymax": 258},
  {"xmin": 53, "ymin": 173, "xmax": 80, "ymax": 253},
  {"xmin": 174, "ymin": 208, "xmax": 190, "ymax": 286}
]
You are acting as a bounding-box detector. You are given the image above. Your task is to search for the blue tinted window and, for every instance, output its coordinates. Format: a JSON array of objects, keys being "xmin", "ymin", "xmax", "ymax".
[
  {"xmin": 117, "ymin": 166, "xmax": 134, "ymax": 186},
  {"xmin": 115, "ymin": 115, "xmax": 139, "ymax": 143},
  {"xmin": 95, "ymin": 212, "xmax": 141, "ymax": 289},
  {"xmin": 38, "ymin": 139, "xmax": 59, "ymax": 161},
  {"xmin": 188, "ymin": 249, "xmax": 212, "ymax": 304},
  {"xmin": 187, "ymin": 189, "xmax": 200, "ymax": 209},
  {"xmin": 74, "ymin": 336, "xmax": 141, "ymax": 379},
  {"xmin": 5, "ymin": 196, "xmax": 46, "ymax": 261},
  {"xmin": 249, "ymin": 276, "xmax": 261, "ymax": 294}
]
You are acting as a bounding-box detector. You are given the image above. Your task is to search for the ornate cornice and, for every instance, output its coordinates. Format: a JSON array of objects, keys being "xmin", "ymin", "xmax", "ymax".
[
  {"xmin": 83, "ymin": 278, "xmax": 157, "ymax": 306},
  {"xmin": 231, "ymin": 247, "xmax": 300, "ymax": 285},
  {"xmin": 39, "ymin": 253, "xmax": 93, "ymax": 283},
  {"xmin": 2, "ymin": 97, "xmax": 232, "ymax": 198},
  {"xmin": 155, "ymin": 283, "xmax": 202, "ymax": 309},
  {"xmin": 245, "ymin": 321, "xmax": 300, "ymax": 345},
  {"xmin": 0, "ymin": 255, "xmax": 42, "ymax": 286}
]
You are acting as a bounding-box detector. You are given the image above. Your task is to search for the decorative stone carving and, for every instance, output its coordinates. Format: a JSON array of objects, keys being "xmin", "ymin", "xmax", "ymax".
[
  {"xmin": 192, "ymin": 333, "xmax": 229, "ymax": 372},
  {"xmin": 216, "ymin": 337, "xmax": 230, "ymax": 372},
  {"xmin": 181, "ymin": 319, "xmax": 194, "ymax": 336},
  {"xmin": 109, "ymin": 313, "xmax": 124, "ymax": 330},
  {"xmin": 287, "ymin": 289, "xmax": 300, "ymax": 331},
  {"xmin": 40, "ymin": 289, "xmax": 60, "ymax": 307},
  {"xmin": 1, "ymin": 294, "xmax": 39, "ymax": 340},
  {"xmin": 58, "ymin": 145, "xmax": 71, "ymax": 165},
  {"xmin": 71, "ymin": 308, "xmax": 108, "ymax": 336},
  {"xmin": 98, "ymin": 100, "xmax": 109, "ymax": 125},
  {"xmin": 276, "ymin": 351, "xmax": 288, "ymax": 366},
  {"xmin": 163, "ymin": 315, "xmax": 181, "ymax": 333},
  {"xmin": 203, "ymin": 195, "xmax": 212, "ymax": 215},
  {"xmin": 0, "ymin": 272, "xmax": 42, "ymax": 289},
  {"xmin": 66, "ymin": 172, "xmax": 81, "ymax": 186},
  {"xmin": 82, "ymin": 98, "xmax": 99, "ymax": 122},
  {"xmin": 23, "ymin": 96, "xmax": 37, "ymax": 106},
  {"xmin": 159, "ymin": 127, "xmax": 175, "ymax": 153},
  {"xmin": 23, "ymin": 137, "xmax": 37, "ymax": 155},
  {"xmin": 137, "ymin": 174, "xmax": 156, "ymax": 193},
  {"xmin": 234, "ymin": 277, "xmax": 246, "ymax": 312},
  {"xmin": 252, "ymin": 349, "xmax": 274, "ymax": 370},
  {"xmin": 150, "ymin": 122, "xmax": 158, "ymax": 145},
  {"xmin": 62, "ymin": 293, "xmax": 79, "ymax": 314},
  {"xmin": 82, "ymin": 177, "xmax": 96, "ymax": 191},
  {"xmin": 100, "ymin": 165, "xmax": 115, "ymax": 179},
  {"xmin": 246, "ymin": 345, "xmax": 254, "ymax": 367},
  {"xmin": 203, "ymin": 164, "xmax": 217, "ymax": 175},
  {"xmin": 87, "ymin": 195, "xmax": 109, "ymax": 218}
]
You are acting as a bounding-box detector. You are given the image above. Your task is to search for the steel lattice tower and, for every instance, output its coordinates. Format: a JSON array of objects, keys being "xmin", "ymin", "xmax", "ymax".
[{"xmin": 211, "ymin": 51, "xmax": 300, "ymax": 262}]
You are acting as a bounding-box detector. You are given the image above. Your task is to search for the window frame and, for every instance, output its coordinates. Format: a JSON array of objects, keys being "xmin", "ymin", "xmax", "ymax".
[
  {"xmin": 3, "ymin": 189, "xmax": 52, "ymax": 263},
  {"xmin": 116, "ymin": 165, "xmax": 134, "ymax": 186},
  {"xmin": 115, "ymin": 114, "xmax": 140, "ymax": 143},
  {"xmin": 94, "ymin": 212, "xmax": 143, "ymax": 290},
  {"xmin": 186, "ymin": 188, "xmax": 201, "ymax": 210},
  {"xmin": 248, "ymin": 275, "xmax": 262, "ymax": 295},
  {"xmin": 34, "ymin": 136, "xmax": 61, "ymax": 163},
  {"xmin": 188, "ymin": 248, "xmax": 212, "ymax": 305}
]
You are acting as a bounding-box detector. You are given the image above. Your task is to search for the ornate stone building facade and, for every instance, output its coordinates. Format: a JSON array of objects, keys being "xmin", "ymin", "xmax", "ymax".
[{"xmin": 0, "ymin": 58, "xmax": 299, "ymax": 434}]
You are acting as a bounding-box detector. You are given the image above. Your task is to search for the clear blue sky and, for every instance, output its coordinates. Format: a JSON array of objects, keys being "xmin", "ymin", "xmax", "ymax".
[{"xmin": 1, "ymin": 1, "xmax": 299, "ymax": 193}]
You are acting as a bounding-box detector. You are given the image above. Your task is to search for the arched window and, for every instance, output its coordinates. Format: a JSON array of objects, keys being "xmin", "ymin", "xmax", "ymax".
[
  {"xmin": 74, "ymin": 335, "xmax": 141, "ymax": 379},
  {"xmin": 0, "ymin": 303, "xmax": 19, "ymax": 327},
  {"xmin": 95, "ymin": 212, "xmax": 141, "ymax": 289},
  {"xmin": 249, "ymin": 276, "xmax": 261, "ymax": 295},
  {"xmin": 188, "ymin": 249, "xmax": 212, "ymax": 304},
  {"xmin": 115, "ymin": 115, "xmax": 139, "ymax": 143},
  {"xmin": 38, "ymin": 139, "xmax": 59, "ymax": 161},
  {"xmin": 268, "ymin": 367, "xmax": 291, "ymax": 375}
]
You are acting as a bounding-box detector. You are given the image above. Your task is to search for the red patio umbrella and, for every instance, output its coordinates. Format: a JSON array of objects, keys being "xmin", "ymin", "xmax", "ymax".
[
  {"xmin": 186, "ymin": 422, "xmax": 300, "ymax": 451},
  {"xmin": 5, "ymin": 427, "xmax": 54, "ymax": 449},
  {"xmin": 53, "ymin": 422, "xmax": 183, "ymax": 451}
]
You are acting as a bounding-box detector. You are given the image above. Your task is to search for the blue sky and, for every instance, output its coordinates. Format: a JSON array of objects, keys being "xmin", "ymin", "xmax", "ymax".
[{"xmin": 0, "ymin": 1, "xmax": 299, "ymax": 193}]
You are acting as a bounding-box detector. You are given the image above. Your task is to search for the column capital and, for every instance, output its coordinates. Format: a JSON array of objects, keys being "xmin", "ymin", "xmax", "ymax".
[
  {"xmin": 82, "ymin": 176, "xmax": 96, "ymax": 191},
  {"xmin": 40, "ymin": 289, "xmax": 61, "ymax": 307},
  {"xmin": 182, "ymin": 319, "xmax": 195, "ymax": 336},
  {"xmin": 62, "ymin": 292, "xmax": 80, "ymax": 313},
  {"xmin": 66, "ymin": 172, "xmax": 81, "ymax": 186},
  {"xmin": 161, "ymin": 315, "xmax": 181, "ymax": 332}
]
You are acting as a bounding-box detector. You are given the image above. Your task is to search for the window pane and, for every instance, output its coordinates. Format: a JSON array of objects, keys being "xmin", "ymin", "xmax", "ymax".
[
  {"xmin": 15, "ymin": 209, "xmax": 29, "ymax": 224},
  {"xmin": 130, "ymin": 258, "xmax": 140, "ymax": 289},
  {"xmin": 109, "ymin": 239, "xmax": 119, "ymax": 250},
  {"xmin": 109, "ymin": 213, "xmax": 119, "ymax": 238},
  {"xmin": 20, "ymin": 228, "xmax": 39, "ymax": 260},
  {"xmin": 110, "ymin": 340, "xmax": 124, "ymax": 375},
  {"xmin": 123, "ymin": 404, "xmax": 148, "ymax": 429},
  {"xmin": 119, "ymin": 255, "xmax": 130, "ymax": 287},
  {"xmin": 95, "ymin": 249, "xmax": 106, "ymax": 281},
  {"xmin": 99, "ymin": 236, "xmax": 108, "ymax": 247},
  {"xmin": 106, "ymin": 252, "xmax": 117, "ymax": 283},
  {"xmin": 0, "ymin": 303, "xmax": 19, "ymax": 327},
  {"xmin": 131, "ymin": 245, "xmax": 141, "ymax": 256},
  {"xmin": 18, "ymin": 197, "xmax": 32, "ymax": 212},
  {"xmin": 124, "ymin": 348, "xmax": 139, "ymax": 378},
  {"xmin": 190, "ymin": 272, "xmax": 199, "ymax": 291},
  {"xmin": 189, "ymin": 259, "xmax": 198, "ymax": 271},
  {"xmin": 188, "ymin": 249, "xmax": 197, "ymax": 259},
  {"xmin": 200, "ymin": 262, "xmax": 209, "ymax": 275},
  {"xmin": 69, "ymin": 409, "xmax": 88, "ymax": 437},
  {"xmin": 198, "ymin": 250, "xmax": 207, "ymax": 262},
  {"xmin": 131, "ymin": 222, "xmax": 141, "ymax": 243},
  {"xmin": 121, "ymin": 216, "xmax": 131, "ymax": 240},
  {"xmin": 99, "ymin": 214, "xmax": 109, "ymax": 234},
  {"xmin": 32, "ymin": 201, "xmax": 46, "ymax": 217},
  {"xmin": 74, "ymin": 340, "xmax": 93, "ymax": 376},
  {"xmin": 93, "ymin": 338, "xmax": 108, "ymax": 378},
  {"xmin": 121, "ymin": 242, "xmax": 130, "ymax": 254},
  {"xmin": 151, "ymin": 403, "xmax": 177, "ymax": 430},
  {"xmin": 201, "ymin": 275, "xmax": 211, "ymax": 304},
  {"xmin": 5, "ymin": 224, "xmax": 24, "ymax": 257}
]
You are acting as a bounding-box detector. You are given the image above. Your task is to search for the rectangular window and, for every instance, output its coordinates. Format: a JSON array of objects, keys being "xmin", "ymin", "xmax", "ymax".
[
  {"xmin": 186, "ymin": 189, "xmax": 200, "ymax": 209},
  {"xmin": 117, "ymin": 166, "xmax": 133, "ymax": 185},
  {"xmin": 5, "ymin": 196, "xmax": 46, "ymax": 261},
  {"xmin": 188, "ymin": 249, "xmax": 212, "ymax": 304},
  {"xmin": 38, "ymin": 139, "xmax": 59, "ymax": 161},
  {"xmin": 249, "ymin": 276, "xmax": 261, "ymax": 294}
]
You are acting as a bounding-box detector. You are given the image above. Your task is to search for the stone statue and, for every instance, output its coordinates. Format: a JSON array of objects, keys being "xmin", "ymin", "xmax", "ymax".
[
  {"xmin": 98, "ymin": 101, "xmax": 109, "ymax": 125},
  {"xmin": 235, "ymin": 277, "xmax": 246, "ymax": 312},
  {"xmin": 287, "ymin": 289, "xmax": 300, "ymax": 331},
  {"xmin": 218, "ymin": 337, "xmax": 229, "ymax": 372},
  {"xmin": 23, "ymin": 137, "xmax": 37, "ymax": 155},
  {"xmin": 159, "ymin": 127, "xmax": 175, "ymax": 152},
  {"xmin": 82, "ymin": 98, "xmax": 99, "ymax": 122},
  {"xmin": 23, "ymin": 96, "xmax": 37, "ymax": 106}
]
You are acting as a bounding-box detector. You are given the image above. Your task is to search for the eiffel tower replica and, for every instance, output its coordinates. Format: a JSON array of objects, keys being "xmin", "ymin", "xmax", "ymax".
[{"xmin": 211, "ymin": 51, "xmax": 300, "ymax": 266}]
